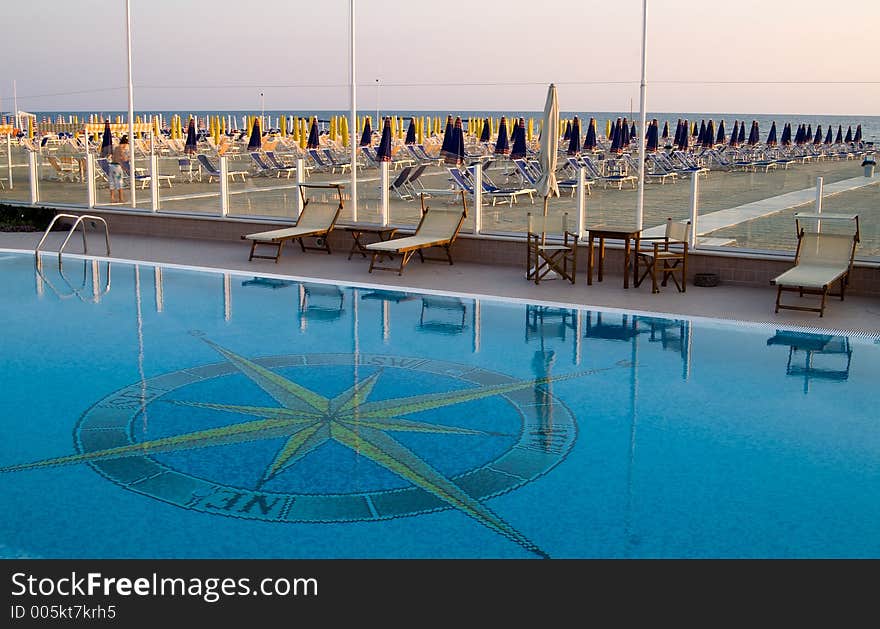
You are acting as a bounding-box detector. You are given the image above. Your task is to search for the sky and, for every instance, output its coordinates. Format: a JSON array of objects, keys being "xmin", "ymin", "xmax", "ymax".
[{"xmin": 1, "ymin": 0, "xmax": 878, "ymax": 116}]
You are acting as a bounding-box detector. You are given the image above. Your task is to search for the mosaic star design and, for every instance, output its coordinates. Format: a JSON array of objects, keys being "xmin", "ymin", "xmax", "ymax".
[{"xmin": 3, "ymin": 339, "xmax": 625, "ymax": 558}]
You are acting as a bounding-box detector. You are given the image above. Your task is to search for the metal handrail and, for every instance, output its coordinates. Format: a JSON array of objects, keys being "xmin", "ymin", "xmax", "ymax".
[{"xmin": 35, "ymin": 213, "xmax": 111, "ymax": 264}]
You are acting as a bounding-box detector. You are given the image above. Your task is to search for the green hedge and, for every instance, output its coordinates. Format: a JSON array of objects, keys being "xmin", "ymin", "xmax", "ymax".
[{"xmin": 0, "ymin": 204, "xmax": 57, "ymax": 231}]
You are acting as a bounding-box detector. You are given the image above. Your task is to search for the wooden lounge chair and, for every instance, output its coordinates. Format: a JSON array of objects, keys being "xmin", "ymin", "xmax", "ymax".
[
  {"xmin": 366, "ymin": 192, "xmax": 468, "ymax": 275},
  {"xmin": 526, "ymin": 212, "xmax": 578, "ymax": 284},
  {"xmin": 771, "ymin": 213, "xmax": 860, "ymax": 317},
  {"xmin": 242, "ymin": 184, "xmax": 344, "ymax": 263}
]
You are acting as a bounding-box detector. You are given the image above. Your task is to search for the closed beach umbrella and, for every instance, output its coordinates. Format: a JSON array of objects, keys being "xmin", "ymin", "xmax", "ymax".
[
  {"xmin": 835, "ymin": 125, "xmax": 843, "ymax": 144},
  {"xmin": 452, "ymin": 117, "xmax": 466, "ymax": 163},
  {"xmin": 794, "ymin": 124, "xmax": 804, "ymax": 145},
  {"xmin": 184, "ymin": 117, "xmax": 197, "ymax": 155},
  {"xmin": 584, "ymin": 117, "xmax": 597, "ymax": 150},
  {"xmin": 359, "ymin": 117, "xmax": 372, "ymax": 147},
  {"xmin": 677, "ymin": 120, "xmax": 689, "ymax": 151},
  {"xmin": 747, "ymin": 121, "xmax": 759, "ymax": 146},
  {"xmin": 566, "ymin": 116, "xmax": 581, "ymax": 155},
  {"xmin": 405, "ymin": 117, "xmax": 416, "ymax": 145},
  {"xmin": 562, "ymin": 120, "xmax": 571, "ymax": 143},
  {"xmin": 375, "ymin": 117, "xmax": 393, "ymax": 161},
  {"xmin": 621, "ymin": 118, "xmax": 630, "ymax": 145},
  {"xmin": 780, "ymin": 123, "xmax": 791, "ymax": 146},
  {"xmin": 697, "ymin": 120, "xmax": 707, "ymax": 146},
  {"xmin": 692, "ymin": 121, "xmax": 700, "ymax": 138},
  {"xmin": 495, "ymin": 116, "xmax": 511, "ymax": 155},
  {"xmin": 247, "ymin": 118, "xmax": 262, "ymax": 151},
  {"xmin": 510, "ymin": 118, "xmax": 528, "ymax": 159},
  {"xmin": 813, "ymin": 125, "xmax": 823, "ymax": 145},
  {"xmin": 716, "ymin": 120, "xmax": 726, "ymax": 145},
  {"xmin": 824, "ymin": 126, "xmax": 833, "ymax": 144},
  {"xmin": 766, "ymin": 121, "xmax": 777, "ymax": 146},
  {"xmin": 854, "ymin": 124, "xmax": 862, "ymax": 143},
  {"xmin": 610, "ymin": 120, "xmax": 622, "ymax": 153},
  {"xmin": 646, "ymin": 119, "xmax": 659, "ymax": 152},
  {"xmin": 738, "ymin": 121, "xmax": 746, "ymax": 144},
  {"xmin": 805, "ymin": 124, "xmax": 812, "ymax": 142},
  {"xmin": 306, "ymin": 117, "xmax": 320, "ymax": 149},
  {"xmin": 729, "ymin": 120, "xmax": 739, "ymax": 147},
  {"xmin": 479, "ymin": 118, "xmax": 491, "ymax": 143},
  {"xmin": 630, "ymin": 121, "xmax": 637, "ymax": 141},
  {"xmin": 661, "ymin": 120, "xmax": 669, "ymax": 141},
  {"xmin": 535, "ymin": 83, "xmax": 559, "ymax": 216},
  {"xmin": 439, "ymin": 115, "xmax": 454, "ymax": 155},
  {"xmin": 606, "ymin": 118, "xmax": 612, "ymax": 139},
  {"xmin": 844, "ymin": 125, "xmax": 853, "ymax": 143},
  {"xmin": 100, "ymin": 120, "xmax": 112, "ymax": 157},
  {"xmin": 703, "ymin": 120, "xmax": 715, "ymax": 148},
  {"xmin": 673, "ymin": 119, "xmax": 683, "ymax": 147}
]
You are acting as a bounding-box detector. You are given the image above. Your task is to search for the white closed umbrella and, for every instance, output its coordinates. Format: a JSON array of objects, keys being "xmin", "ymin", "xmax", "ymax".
[{"xmin": 535, "ymin": 83, "xmax": 559, "ymax": 216}]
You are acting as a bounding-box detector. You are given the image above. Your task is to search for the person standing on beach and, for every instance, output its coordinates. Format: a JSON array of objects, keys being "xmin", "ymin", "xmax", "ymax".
[{"xmin": 108, "ymin": 136, "xmax": 130, "ymax": 203}]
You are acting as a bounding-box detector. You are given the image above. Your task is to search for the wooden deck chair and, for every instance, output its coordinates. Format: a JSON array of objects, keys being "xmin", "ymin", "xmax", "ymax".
[
  {"xmin": 526, "ymin": 212, "xmax": 578, "ymax": 284},
  {"xmin": 242, "ymin": 184, "xmax": 344, "ymax": 263},
  {"xmin": 635, "ymin": 218, "xmax": 690, "ymax": 293},
  {"xmin": 771, "ymin": 213, "xmax": 860, "ymax": 317},
  {"xmin": 366, "ymin": 192, "xmax": 468, "ymax": 275}
]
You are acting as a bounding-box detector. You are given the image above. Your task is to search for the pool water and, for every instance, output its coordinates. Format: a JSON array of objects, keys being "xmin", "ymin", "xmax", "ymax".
[{"xmin": 2, "ymin": 252, "xmax": 879, "ymax": 559}]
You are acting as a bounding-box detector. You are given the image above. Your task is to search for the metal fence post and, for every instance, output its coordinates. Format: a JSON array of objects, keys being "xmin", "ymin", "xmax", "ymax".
[
  {"xmin": 688, "ymin": 170, "xmax": 699, "ymax": 248},
  {"xmin": 219, "ymin": 155, "xmax": 229, "ymax": 217},
  {"xmin": 380, "ymin": 160, "xmax": 390, "ymax": 226},
  {"xmin": 577, "ymin": 166, "xmax": 586, "ymax": 237},
  {"xmin": 149, "ymin": 152, "xmax": 159, "ymax": 212},
  {"xmin": 472, "ymin": 161, "xmax": 482, "ymax": 234},
  {"xmin": 86, "ymin": 153, "xmax": 95, "ymax": 208},
  {"xmin": 295, "ymin": 158, "xmax": 305, "ymax": 219},
  {"xmin": 28, "ymin": 149, "xmax": 38, "ymax": 204}
]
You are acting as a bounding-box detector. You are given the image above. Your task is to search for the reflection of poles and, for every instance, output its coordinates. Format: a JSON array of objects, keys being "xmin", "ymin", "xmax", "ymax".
[
  {"xmin": 623, "ymin": 329, "xmax": 639, "ymax": 556},
  {"xmin": 382, "ymin": 300, "xmax": 390, "ymax": 342},
  {"xmin": 532, "ymin": 349, "xmax": 556, "ymax": 453},
  {"xmin": 353, "ymin": 287, "xmax": 361, "ymax": 454},
  {"xmin": 473, "ymin": 299, "xmax": 481, "ymax": 353},
  {"xmin": 153, "ymin": 266, "xmax": 163, "ymax": 313},
  {"xmin": 135, "ymin": 265, "xmax": 148, "ymax": 432},
  {"xmin": 298, "ymin": 284, "xmax": 307, "ymax": 332},
  {"xmin": 223, "ymin": 273, "xmax": 232, "ymax": 321}
]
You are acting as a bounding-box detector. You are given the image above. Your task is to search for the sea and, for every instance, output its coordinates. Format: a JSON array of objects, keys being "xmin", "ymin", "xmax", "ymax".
[{"xmin": 10, "ymin": 110, "xmax": 880, "ymax": 143}]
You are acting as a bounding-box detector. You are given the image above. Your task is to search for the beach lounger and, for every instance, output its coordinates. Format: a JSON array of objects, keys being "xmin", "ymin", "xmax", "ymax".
[
  {"xmin": 449, "ymin": 166, "xmax": 535, "ymax": 206},
  {"xmin": 366, "ymin": 192, "xmax": 468, "ymax": 275},
  {"xmin": 198, "ymin": 154, "xmax": 247, "ymax": 182},
  {"xmin": 242, "ymin": 184, "xmax": 344, "ymax": 262},
  {"xmin": 771, "ymin": 213, "xmax": 860, "ymax": 317},
  {"xmin": 580, "ymin": 155, "xmax": 637, "ymax": 189},
  {"xmin": 249, "ymin": 152, "xmax": 277, "ymax": 176},
  {"xmin": 389, "ymin": 165, "xmax": 414, "ymax": 200},
  {"xmin": 265, "ymin": 151, "xmax": 305, "ymax": 178},
  {"xmin": 517, "ymin": 158, "xmax": 583, "ymax": 196}
]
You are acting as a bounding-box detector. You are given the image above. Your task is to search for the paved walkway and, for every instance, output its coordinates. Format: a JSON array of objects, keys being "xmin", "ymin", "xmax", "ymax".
[{"xmin": 642, "ymin": 174, "xmax": 879, "ymax": 242}]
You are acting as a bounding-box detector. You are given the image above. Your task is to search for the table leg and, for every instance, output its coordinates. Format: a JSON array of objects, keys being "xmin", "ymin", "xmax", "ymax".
[
  {"xmin": 348, "ymin": 231, "xmax": 366, "ymax": 260},
  {"xmin": 598, "ymin": 237, "xmax": 605, "ymax": 282},
  {"xmin": 587, "ymin": 234, "xmax": 594, "ymax": 285},
  {"xmin": 632, "ymin": 234, "xmax": 640, "ymax": 288},
  {"xmin": 623, "ymin": 237, "xmax": 631, "ymax": 289}
]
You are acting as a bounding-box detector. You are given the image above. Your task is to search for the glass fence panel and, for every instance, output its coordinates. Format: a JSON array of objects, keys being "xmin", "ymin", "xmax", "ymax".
[
  {"xmin": 819, "ymin": 173, "xmax": 879, "ymax": 260},
  {"xmin": 391, "ymin": 162, "xmax": 453, "ymax": 229},
  {"xmin": 0, "ymin": 139, "xmax": 32, "ymax": 203},
  {"xmin": 35, "ymin": 135, "xmax": 88, "ymax": 207}
]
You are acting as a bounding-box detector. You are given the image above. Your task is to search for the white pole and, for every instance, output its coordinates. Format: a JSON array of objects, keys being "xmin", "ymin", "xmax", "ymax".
[
  {"xmin": 688, "ymin": 170, "xmax": 699, "ymax": 248},
  {"xmin": 635, "ymin": 0, "xmax": 648, "ymax": 231},
  {"xmin": 13, "ymin": 80, "xmax": 18, "ymax": 132},
  {"xmin": 815, "ymin": 176, "xmax": 823, "ymax": 233},
  {"xmin": 376, "ymin": 78, "xmax": 380, "ymax": 134},
  {"xmin": 124, "ymin": 0, "xmax": 136, "ymax": 209},
  {"xmin": 260, "ymin": 92, "xmax": 265, "ymax": 130},
  {"xmin": 350, "ymin": 0, "xmax": 358, "ymax": 221}
]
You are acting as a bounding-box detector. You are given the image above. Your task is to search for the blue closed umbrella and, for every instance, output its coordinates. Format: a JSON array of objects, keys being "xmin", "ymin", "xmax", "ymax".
[
  {"xmin": 716, "ymin": 120, "xmax": 726, "ymax": 145},
  {"xmin": 854, "ymin": 124, "xmax": 862, "ymax": 143},
  {"xmin": 805, "ymin": 124, "xmax": 812, "ymax": 142},
  {"xmin": 439, "ymin": 115, "xmax": 453, "ymax": 155},
  {"xmin": 673, "ymin": 119, "xmax": 683, "ymax": 147},
  {"xmin": 834, "ymin": 125, "xmax": 843, "ymax": 144},
  {"xmin": 729, "ymin": 120, "xmax": 739, "ymax": 147},
  {"xmin": 697, "ymin": 120, "xmax": 707, "ymax": 146},
  {"xmin": 703, "ymin": 120, "xmax": 715, "ymax": 148},
  {"xmin": 479, "ymin": 117, "xmax": 491, "ymax": 143},
  {"xmin": 738, "ymin": 120, "xmax": 746, "ymax": 144},
  {"xmin": 646, "ymin": 119, "xmax": 659, "ymax": 152},
  {"xmin": 566, "ymin": 116, "xmax": 581, "ymax": 155},
  {"xmin": 442, "ymin": 116, "xmax": 465, "ymax": 164},
  {"xmin": 375, "ymin": 117, "xmax": 392, "ymax": 161},
  {"xmin": 494, "ymin": 116, "xmax": 510, "ymax": 155},
  {"xmin": 610, "ymin": 119, "xmax": 622, "ymax": 153},
  {"xmin": 621, "ymin": 118, "xmax": 630, "ymax": 145},
  {"xmin": 359, "ymin": 117, "xmax": 372, "ymax": 147},
  {"xmin": 562, "ymin": 120, "xmax": 571, "ymax": 143},
  {"xmin": 630, "ymin": 121, "xmax": 637, "ymax": 141},
  {"xmin": 306, "ymin": 117, "xmax": 320, "ymax": 149},
  {"xmin": 100, "ymin": 120, "xmax": 112, "ymax": 158},
  {"xmin": 813, "ymin": 125, "xmax": 823, "ymax": 145},
  {"xmin": 247, "ymin": 118, "xmax": 262, "ymax": 151},
  {"xmin": 766, "ymin": 121, "xmax": 777, "ymax": 146},
  {"xmin": 661, "ymin": 120, "xmax": 669, "ymax": 141},
  {"xmin": 677, "ymin": 120, "xmax": 689, "ymax": 151},
  {"xmin": 844, "ymin": 125, "xmax": 853, "ymax": 143},
  {"xmin": 824, "ymin": 126, "xmax": 833, "ymax": 144},
  {"xmin": 583, "ymin": 118, "xmax": 597, "ymax": 150},
  {"xmin": 780, "ymin": 123, "xmax": 791, "ymax": 146},
  {"xmin": 184, "ymin": 118, "xmax": 197, "ymax": 155},
  {"xmin": 510, "ymin": 118, "xmax": 528, "ymax": 159},
  {"xmin": 748, "ymin": 121, "xmax": 760, "ymax": 146},
  {"xmin": 404, "ymin": 117, "xmax": 416, "ymax": 145}
]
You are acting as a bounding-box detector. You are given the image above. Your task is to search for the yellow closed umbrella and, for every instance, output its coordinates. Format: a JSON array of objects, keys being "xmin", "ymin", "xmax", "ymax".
[
  {"xmin": 527, "ymin": 118, "xmax": 534, "ymax": 143},
  {"xmin": 341, "ymin": 115, "xmax": 349, "ymax": 147},
  {"xmin": 606, "ymin": 119, "xmax": 612, "ymax": 139}
]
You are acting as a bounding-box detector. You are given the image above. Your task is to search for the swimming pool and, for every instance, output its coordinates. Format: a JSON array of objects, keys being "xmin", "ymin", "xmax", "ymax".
[{"xmin": 2, "ymin": 251, "xmax": 879, "ymax": 559}]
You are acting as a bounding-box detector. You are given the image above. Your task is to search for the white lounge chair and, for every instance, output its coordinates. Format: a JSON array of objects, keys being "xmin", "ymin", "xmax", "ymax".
[{"xmin": 771, "ymin": 213, "xmax": 860, "ymax": 317}]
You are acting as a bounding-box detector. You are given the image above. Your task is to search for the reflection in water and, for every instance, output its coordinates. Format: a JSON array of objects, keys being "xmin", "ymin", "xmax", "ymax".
[
  {"xmin": 531, "ymin": 349, "xmax": 557, "ymax": 453},
  {"xmin": 525, "ymin": 305, "xmax": 580, "ymax": 365},
  {"xmin": 418, "ymin": 296, "xmax": 467, "ymax": 335},
  {"xmin": 34, "ymin": 255, "xmax": 111, "ymax": 303},
  {"xmin": 298, "ymin": 283, "xmax": 345, "ymax": 328},
  {"xmin": 766, "ymin": 330, "xmax": 853, "ymax": 394}
]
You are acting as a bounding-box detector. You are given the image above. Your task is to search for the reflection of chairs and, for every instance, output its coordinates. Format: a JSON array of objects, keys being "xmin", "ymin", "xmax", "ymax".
[
  {"xmin": 241, "ymin": 277, "xmax": 297, "ymax": 289},
  {"xmin": 525, "ymin": 305, "xmax": 578, "ymax": 343},
  {"xmin": 639, "ymin": 316, "xmax": 692, "ymax": 380},
  {"xmin": 367, "ymin": 192, "xmax": 468, "ymax": 275},
  {"xmin": 635, "ymin": 218, "xmax": 690, "ymax": 293},
  {"xmin": 299, "ymin": 283, "xmax": 345, "ymax": 322},
  {"xmin": 526, "ymin": 212, "xmax": 578, "ymax": 284},
  {"xmin": 584, "ymin": 311, "xmax": 645, "ymax": 341},
  {"xmin": 242, "ymin": 184, "xmax": 343, "ymax": 263},
  {"xmin": 360, "ymin": 290, "xmax": 416, "ymax": 303},
  {"xmin": 766, "ymin": 330, "xmax": 853, "ymax": 393},
  {"xmin": 418, "ymin": 296, "xmax": 467, "ymax": 334},
  {"xmin": 771, "ymin": 213, "xmax": 860, "ymax": 317}
]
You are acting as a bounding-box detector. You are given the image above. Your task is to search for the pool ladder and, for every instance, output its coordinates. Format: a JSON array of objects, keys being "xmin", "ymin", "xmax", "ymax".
[{"xmin": 35, "ymin": 213, "xmax": 111, "ymax": 264}]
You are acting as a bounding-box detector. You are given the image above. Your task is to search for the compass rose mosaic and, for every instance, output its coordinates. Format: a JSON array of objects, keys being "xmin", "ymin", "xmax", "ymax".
[{"xmin": 2, "ymin": 334, "xmax": 630, "ymax": 557}]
